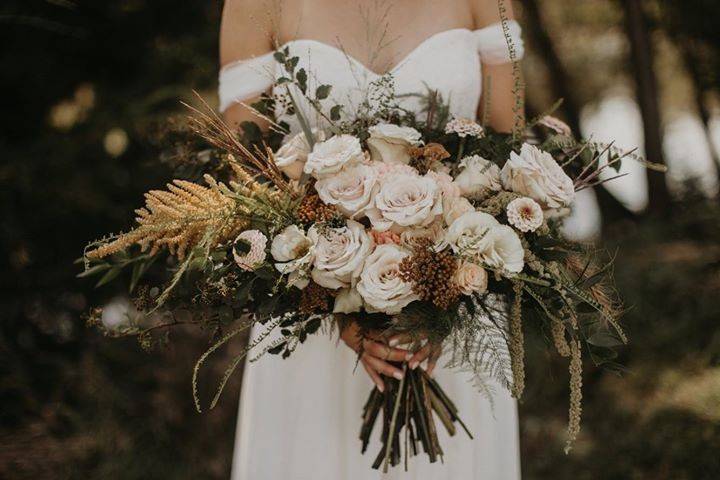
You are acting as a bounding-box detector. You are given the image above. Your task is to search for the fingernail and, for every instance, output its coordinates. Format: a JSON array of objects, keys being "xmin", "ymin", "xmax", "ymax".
[
  {"xmin": 389, "ymin": 338, "xmax": 399, "ymax": 347},
  {"xmin": 409, "ymin": 362, "xmax": 418, "ymax": 370},
  {"xmin": 393, "ymin": 371, "xmax": 404, "ymax": 380},
  {"xmin": 405, "ymin": 353, "xmax": 414, "ymax": 361},
  {"xmin": 420, "ymin": 364, "xmax": 427, "ymax": 371},
  {"xmin": 377, "ymin": 383, "xmax": 384, "ymax": 393}
]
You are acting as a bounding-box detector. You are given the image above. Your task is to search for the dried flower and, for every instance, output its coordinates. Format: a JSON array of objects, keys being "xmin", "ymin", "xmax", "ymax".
[
  {"xmin": 445, "ymin": 117, "xmax": 484, "ymax": 138},
  {"xmin": 232, "ymin": 230, "xmax": 268, "ymax": 271},
  {"xmin": 506, "ymin": 197, "xmax": 544, "ymax": 232},
  {"xmin": 399, "ymin": 238, "xmax": 461, "ymax": 310},
  {"xmin": 409, "ymin": 143, "xmax": 451, "ymax": 173},
  {"xmin": 296, "ymin": 193, "xmax": 338, "ymax": 224},
  {"xmin": 299, "ymin": 281, "xmax": 334, "ymax": 314},
  {"xmin": 370, "ymin": 230, "xmax": 401, "ymax": 245}
]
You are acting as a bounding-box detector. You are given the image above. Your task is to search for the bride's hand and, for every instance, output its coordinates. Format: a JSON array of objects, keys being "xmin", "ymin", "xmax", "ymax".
[
  {"xmin": 341, "ymin": 321, "xmax": 413, "ymax": 393},
  {"xmin": 387, "ymin": 333, "xmax": 442, "ymax": 377}
]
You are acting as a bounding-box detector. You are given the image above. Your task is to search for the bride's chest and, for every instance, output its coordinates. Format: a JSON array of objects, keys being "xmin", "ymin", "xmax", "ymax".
[{"xmin": 273, "ymin": 29, "xmax": 482, "ymax": 120}]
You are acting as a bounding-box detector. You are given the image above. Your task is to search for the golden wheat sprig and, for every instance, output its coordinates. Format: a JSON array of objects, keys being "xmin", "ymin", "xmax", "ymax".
[{"xmin": 86, "ymin": 179, "xmax": 247, "ymax": 261}]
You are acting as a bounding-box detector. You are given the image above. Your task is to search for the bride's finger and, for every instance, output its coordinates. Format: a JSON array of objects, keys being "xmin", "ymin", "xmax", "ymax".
[
  {"xmin": 387, "ymin": 332, "xmax": 427, "ymax": 347},
  {"xmin": 408, "ymin": 343, "xmax": 433, "ymax": 370},
  {"xmin": 363, "ymin": 353, "xmax": 404, "ymax": 380},
  {"xmin": 363, "ymin": 339, "xmax": 412, "ymax": 362},
  {"xmin": 361, "ymin": 358, "xmax": 385, "ymax": 393},
  {"xmin": 425, "ymin": 348, "xmax": 442, "ymax": 376}
]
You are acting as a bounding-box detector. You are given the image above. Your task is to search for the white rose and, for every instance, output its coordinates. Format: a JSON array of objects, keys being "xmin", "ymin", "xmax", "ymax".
[
  {"xmin": 506, "ymin": 197, "xmax": 544, "ymax": 232},
  {"xmin": 426, "ymin": 171, "xmax": 461, "ymax": 198},
  {"xmin": 454, "ymin": 261, "xmax": 488, "ymax": 295},
  {"xmin": 314, "ymin": 163, "xmax": 379, "ymax": 218},
  {"xmin": 271, "ymin": 225, "xmax": 315, "ymax": 289},
  {"xmin": 445, "ymin": 212, "xmax": 524, "ymax": 273},
  {"xmin": 454, "ymin": 155, "xmax": 502, "ymax": 195},
  {"xmin": 333, "ymin": 287, "xmax": 363, "ymax": 314},
  {"xmin": 366, "ymin": 172, "xmax": 443, "ymax": 231},
  {"xmin": 357, "ymin": 244, "xmax": 419, "ymax": 314},
  {"xmin": 500, "ymin": 143, "xmax": 575, "ymax": 208},
  {"xmin": 274, "ymin": 130, "xmax": 325, "ymax": 180},
  {"xmin": 443, "ymin": 196, "xmax": 475, "ymax": 226},
  {"xmin": 444, "ymin": 211, "xmax": 500, "ymax": 257},
  {"xmin": 311, "ymin": 220, "xmax": 374, "ymax": 290},
  {"xmin": 304, "ymin": 134, "xmax": 364, "ymax": 178},
  {"xmin": 367, "ymin": 123, "xmax": 422, "ymax": 164},
  {"xmin": 399, "ymin": 221, "xmax": 446, "ymax": 248},
  {"xmin": 481, "ymin": 225, "xmax": 525, "ymax": 273}
]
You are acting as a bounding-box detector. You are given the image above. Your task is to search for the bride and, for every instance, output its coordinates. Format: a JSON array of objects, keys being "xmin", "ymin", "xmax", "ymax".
[{"xmin": 219, "ymin": 0, "xmax": 524, "ymax": 478}]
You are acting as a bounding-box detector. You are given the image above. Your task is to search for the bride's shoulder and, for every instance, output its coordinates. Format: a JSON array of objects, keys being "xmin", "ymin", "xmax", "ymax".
[
  {"xmin": 220, "ymin": 0, "xmax": 276, "ymax": 66},
  {"xmin": 467, "ymin": 0, "xmax": 516, "ymax": 28}
]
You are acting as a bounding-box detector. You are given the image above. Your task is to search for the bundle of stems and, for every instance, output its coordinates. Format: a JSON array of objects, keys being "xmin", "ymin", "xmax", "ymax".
[{"xmin": 360, "ymin": 366, "xmax": 472, "ymax": 472}]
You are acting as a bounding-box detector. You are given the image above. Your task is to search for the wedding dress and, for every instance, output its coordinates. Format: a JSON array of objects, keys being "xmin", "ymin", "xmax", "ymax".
[{"xmin": 219, "ymin": 21, "xmax": 524, "ymax": 480}]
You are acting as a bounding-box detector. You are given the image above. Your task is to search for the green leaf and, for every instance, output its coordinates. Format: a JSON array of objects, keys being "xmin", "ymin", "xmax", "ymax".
[
  {"xmin": 77, "ymin": 263, "xmax": 111, "ymax": 278},
  {"xmin": 587, "ymin": 331, "xmax": 624, "ymax": 348},
  {"xmin": 315, "ymin": 84, "xmax": 332, "ymax": 100},
  {"xmin": 268, "ymin": 342, "xmax": 286, "ymax": 355},
  {"xmin": 273, "ymin": 51, "xmax": 285, "ymax": 64},
  {"xmin": 304, "ymin": 318, "xmax": 322, "ymax": 335},
  {"xmin": 330, "ymin": 104, "xmax": 343, "ymax": 121},
  {"xmin": 95, "ymin": 266, "xmax": 122, "ymax": 288},
  {"xmin": 296, "ymin": 69, "xmax": 307, "ymax": 94},
  {"xmin": 287, "ymin": 56, "xmax": 299, "ymax": 72}
]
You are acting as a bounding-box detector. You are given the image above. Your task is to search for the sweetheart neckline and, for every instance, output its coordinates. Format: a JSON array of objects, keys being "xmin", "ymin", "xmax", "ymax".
[
  {"xmin": 279, "ymin": 28, "xmax": 474, "ymax": 77},
  {"xmin": 220, "ymin": 27, "xmax": 477, "ymax": 77}
]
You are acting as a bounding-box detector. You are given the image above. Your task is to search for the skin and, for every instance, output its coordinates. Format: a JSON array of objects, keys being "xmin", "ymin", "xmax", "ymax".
[{"xmin": 220, "ymin": 0, "xmax": 522, "ymax": 392}]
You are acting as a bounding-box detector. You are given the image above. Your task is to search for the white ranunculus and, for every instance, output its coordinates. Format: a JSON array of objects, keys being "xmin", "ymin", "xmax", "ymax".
[
  {"xmin": 311, "ymin": 220, "xmax": 374, "ymax": 290},
  {"xmin": 367, "ymin": 123, "xmax": 422, "ymax": 164},
  {"xmin": 271, "ymin": 225, "xmax": 315, "ymax": 289},
  {"xmin": 333, "ymin": 287, "xmax": 363, "ymax": 314},
  {"xmin": 304, "ymin": 134, "xmax": 364, "ymax": 178},
  {"xmin": 366, "ymin": 172, "xmax": 443, "ymax": 231},
  {"xmin": 274, "ymin": 130, "xmax": 325, "ymax": 180},
  {"xmin": 500, "ymin": 143, "xmax": 575, "ymax": 208},
  {"xmin": 271, "ymin": 225, "xmax": 311, "ymax": 262},
  {"xmin": 454, "ymin": 261, "xmax": 489, "ymax": 295},
  {"xmin": 314, "ymin": 163, "xmax": 379, "ymax": 218},
  {"xmin": 481, "ymin": 225, "xmax": 525, "ymax": 273},
  {"xmin": 453, "ymin": 155, "xmax": 502, "ymax": 195},
  {"xmin": 357, "ymin": 244, "xmax": 419, "ymax": 314},
  {"xmin": 443, "ymin": 196, "xmax": 474, "ymax": 226},
  {"xmin": 444, "ymin": 211, "xmax": 500, "ymax": 256},
  {"xmin": 506, "ymin": 197, "xmax": 544, "ymax": 232}
]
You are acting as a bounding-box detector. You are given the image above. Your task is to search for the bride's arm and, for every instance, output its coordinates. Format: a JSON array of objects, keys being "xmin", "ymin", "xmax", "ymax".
[
  {"xmin": 472, "ymin": 0, "xmax": 525, "ymax": 133},
  {"xmin": 219, "ymin": 0, "xmax": 274, "ymax": 128}
]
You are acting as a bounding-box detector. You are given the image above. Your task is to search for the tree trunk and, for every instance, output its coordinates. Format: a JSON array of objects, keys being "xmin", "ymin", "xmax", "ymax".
[
  {"xmin": 680, "ymin": 40, "xmax": 720, "ymax": 178},
  {"xmin": 622, "ymin": 0, "xmax": 672, "ymax": 214},
  {"xmin": 523, "ymin": 0, "xmax": 637, "ymax": 228}
]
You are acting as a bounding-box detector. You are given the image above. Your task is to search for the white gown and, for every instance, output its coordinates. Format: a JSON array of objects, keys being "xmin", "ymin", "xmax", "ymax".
[{"xmin": 219, "ymin": 21, "xmax": 525, "ymax": 480}]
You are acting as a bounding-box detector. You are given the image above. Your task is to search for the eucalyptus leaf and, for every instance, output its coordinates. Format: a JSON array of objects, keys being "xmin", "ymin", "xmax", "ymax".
[{"xmin": 315, "ymin": 84, "xmax": 331, "ymax": 100}]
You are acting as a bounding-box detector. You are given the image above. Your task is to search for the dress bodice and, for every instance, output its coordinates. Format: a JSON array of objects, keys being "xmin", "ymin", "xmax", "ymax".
[{"xmin": 219, "ymin": 21, "xmax": 523, "ymax": 135}]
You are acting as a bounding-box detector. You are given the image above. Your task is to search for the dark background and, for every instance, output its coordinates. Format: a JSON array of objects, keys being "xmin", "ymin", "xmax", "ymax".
[{"xmin": 2, "ymin": 1, "xmax": 719, "ymax": 479}]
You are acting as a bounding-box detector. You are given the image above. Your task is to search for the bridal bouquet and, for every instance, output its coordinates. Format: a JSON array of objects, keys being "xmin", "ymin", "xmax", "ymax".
[{"xmin": 81, "ymin": 45, "xmax": 648, "ymax": 471}]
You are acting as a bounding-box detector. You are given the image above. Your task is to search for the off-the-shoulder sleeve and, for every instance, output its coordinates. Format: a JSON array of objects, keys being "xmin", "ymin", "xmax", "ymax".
[
  {"xmin": 474, "ymin": 20, "xmax": 525, "ymax": 65},
  {"xmin": 218, "ymin": 52, "xmax": 276, "ymax": 113}
]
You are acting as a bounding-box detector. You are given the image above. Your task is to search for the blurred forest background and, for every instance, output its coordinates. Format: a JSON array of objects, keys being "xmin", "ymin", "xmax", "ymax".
[{"xmin": 2, "ymin": 1, "xmax": 719, "ymax": 479}]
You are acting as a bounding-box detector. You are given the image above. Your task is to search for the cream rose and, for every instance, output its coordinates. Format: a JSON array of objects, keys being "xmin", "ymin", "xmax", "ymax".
[
  {"xmin": 333, "ymin": 287, "xmax": 363, "ymax": 314},
  {"xmin": 454, "ymin": 261, "xmax": 488, "ymax": 295},
  {"xmin": 314, "ymin": 163, "xmax": 379, "ymax": 218},
  {"xmin": 400, "ymin": 221, "xmax": 446, "ymax": 248},
  {"xmin": 454, "ymin": 155, "xmax": 502, "ymax": 195},
  {"xmin": 274, "ymin": 130, "xmax": 325, "ymax": 180},
  {"xmin": 481, "ymin": 225, "xmax": 525, "ymax": 273},
  {"xmin": 444, "ymin": 211, "xmax": 524, "ymax": 273},
  {"xmin": 443, "ymin": 196, "xmax": 475, "ymax": 226},
  {"xmin": 500, "ymin": 143, "xmax": 575, "ymax": 208},
  {"xmin": 444, "ymin": 211, "xmax": 500, "ymax": 257},
  {"xmin": 304, "ymin": 134, "xmax": 364, "ymax": 178},
  {"xmin": 311, "ymin": 220, "xmax": 374, "ymax": 290},
  {"xmin": 367, "ymin": 123, "xmax": 422, "ymax": 164},
  {"xmin": 271, "ymin": 225, "xmax": 315, "ymax": 289},
  {"xmin": 356, "ymin": 244, "xmax": 419, "ymax": 314},
  {"xmin": 366, "ymin": 172, "xmax": 443, "ymax": 231}
]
